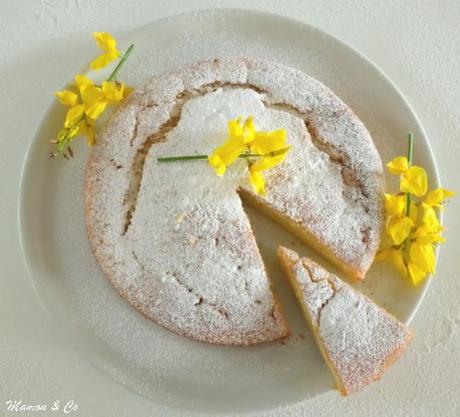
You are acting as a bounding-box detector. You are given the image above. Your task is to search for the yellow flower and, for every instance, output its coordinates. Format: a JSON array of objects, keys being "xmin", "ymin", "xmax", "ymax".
[
  {"xmin": 424, "ymin": 188, "xmax": 456, "ymax": 207},
  {"xmin": 76, "ymin": 119, "xmax": 96, "ymax": 146},
  {"xmin": 414, "ymin": 230, "xmax": 445, "ymax": 245},
  {"xmin": 409, "ymin": 241, "xmax": 435, "ymax": 275},
  {"xmin": 90, "ymin": 32, "xmax": 121, "ymax": 71},
  {"xmin": 208, "ymin": 117, "xmax": 253, "ymax": 176},
  {"xmin": 378, "ymin": 135, "xmax": 455, "ymax": 287},
  {"xmin": 228, "ymin": 117, "xmax": 243, "ymax": 137},
  {"xmin": 386, "ymin": 154, "xmax": 427, "ymax": 196},
  {"xmin": 376, "ymin": 247, "xmax": 408, "ymax": 279},
  {"xmin": 81, "ymin": 86, "xmax": 107, "ymax": 120},
  {"xmin": 208, "ymin": 154, "xmax": 227, "ymax": 176},
  {"xmin": 208, "ymin": 133, "xmax": 245, "ymax": 176},
  {"xmin": 207, "ymin": 116, "xmax": 291, "ymax": 195},
  {"xmin": 78, "ymin": 81, "xmax": 125, "ymax": 120},
  {"xmin": 407, "ymin": 262, "xmax": 427, "ymax": 286},
  {"xmin": 249, "ymin": 167, "xmax": 266, "ymax": 196},
  {"xmin": 57, "ymin": 123, "xmax": 79, "ymax": 142},
  {"xmin": 242, "ymin": 116, "xmax": 256, "ymax": 144},
  {"xmin": 250, "ymin": 147, "xmax": 290, "ymax": 172},
  {"xmin": 250, "ymin": 129, "xmax": 288, "ymax": 155},
  {"xmin": 75, "ymin": 74, "xmax": 94, "ymax": 93},
  {"xmin": 54, "ymin": 90, "xmax": 78, "ymax": 106},
  {"xmin": 384, "ymin": 193, "xmax": 406, "ymax": 217},
  {"xmin": 387, "ymin": 216, "xmax": 413, "ymax": 245},
  {"xmin": 421, "ymin": 204, "xmax": 442, "ymax": 233},
  {"xmin": 86, "ymin": 126, "xmax": 95, "ymax": 146},
  {"xmin": 400, "ymin": 166, "xmax": 428, "ymax": 197},
  {"xmin": 56, "ymin": 74, "xmax": 129, "ymax": 150},
  {"xmin": 386, "ymin": 156, "xmax": 409, "ymax": 174},
  {"xmin": 93, "ymin": 32, "xmax": 118, "ymax": 51},
  {"xmin": 102, "ymin": 81, "xmax": 125, "ymax": 103},
  {"xmin": 409, "ymin": 203, "xmax": 418, "ymax": 224},
  {"xmin": 411, "ymin": 203, "xmax": 445, "ymax": 244},
  {"xmin": 247, "ymin": 146, "xmax": 290, "ymax": 195},
  {"xmin": 64, "ymin": 104, "xmax": 85, "ymax": 128}
]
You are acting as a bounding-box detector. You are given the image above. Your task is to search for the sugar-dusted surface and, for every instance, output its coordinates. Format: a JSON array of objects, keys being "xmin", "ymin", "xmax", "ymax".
[
  {"xmin": 278, "ymin": 247, "xmax": 413, "ymax": 395},
  {"xmin": 85, "ymin": 59, "xmax": 384, "ymax": 344}
]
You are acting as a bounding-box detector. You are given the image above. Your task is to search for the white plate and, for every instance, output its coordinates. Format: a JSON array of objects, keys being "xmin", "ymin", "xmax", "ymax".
[{"xmin": 19, "ymin": 9, "xmax": 439, "ymax": 415}]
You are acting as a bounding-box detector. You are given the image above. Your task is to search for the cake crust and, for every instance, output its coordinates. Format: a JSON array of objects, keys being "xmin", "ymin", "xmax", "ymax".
[{"xmin": 85, "ymin": 58, "xmax": 384, "ymax": 345}]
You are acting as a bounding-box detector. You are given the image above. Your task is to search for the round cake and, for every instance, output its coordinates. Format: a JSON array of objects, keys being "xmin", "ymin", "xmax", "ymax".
[{"xmin": 84, "ymin": 59, "xmax": 384, "ymax": 345}]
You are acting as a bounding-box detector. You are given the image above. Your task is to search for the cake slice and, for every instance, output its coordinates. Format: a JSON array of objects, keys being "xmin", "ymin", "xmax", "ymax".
[{"xmin": 277, "ymin": 246, "xmax": 414, "ymax": 395}]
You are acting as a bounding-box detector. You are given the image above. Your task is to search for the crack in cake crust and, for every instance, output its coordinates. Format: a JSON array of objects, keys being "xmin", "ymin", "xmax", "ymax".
[
  {"xmin": 263, "ymin": 102, "xmax": 371, "ymax": 221},
  {"xmin": 121, "ymin": 83, "xmax": 376, "ymax": 245},
  {"xmin": 301, "ymin": 260, "xmax": 343, "ymax": 327},
  {"xmin": 121, "ymin": 83, "xmax": 267, "ymax": 237}
]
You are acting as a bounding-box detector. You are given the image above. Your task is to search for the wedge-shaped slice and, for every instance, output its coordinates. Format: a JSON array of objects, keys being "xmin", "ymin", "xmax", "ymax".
[{"xmin": 277, "ymin": 246, "xmax": 414, "ymax": 395}]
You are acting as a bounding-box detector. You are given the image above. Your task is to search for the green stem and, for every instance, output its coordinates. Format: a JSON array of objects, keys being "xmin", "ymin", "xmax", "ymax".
[
  {"xmin": 157, "ymin": 146, "xmax": 291, "ymax": 163},
  {"xmin": 107, "ymin": 44, "xmax": 134, "ymax": 81},
  {"xmin": 157, "ymin": 154, "xmax": 209, "ymax": 162},
  {"xmin": 406, "ymin": 132, "xmax": 414, "ymax": 216}
]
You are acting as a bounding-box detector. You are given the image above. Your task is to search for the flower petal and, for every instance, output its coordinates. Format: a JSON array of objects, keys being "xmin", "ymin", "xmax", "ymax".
[
  {"xmin": 424, "ymin": 188, "xmax": 456, "ymax": 207},
  {"xmin": 250, "ymin": 153, "xmax": 288, "ymax": 172},
  {"xmin": 75, "ymin": 74, "xmax": 94, "ymax": 93},
  {"xmin": 421, "ymin": 203, "xmax": 442, "ymax": 233},
  {"xmin": 214, "ymin": 136, "xmax": 245, "ymax": 166},
  {"xmin": 81, "ymin": 86, "xmax": 107, "ymax": 120},
  {"xmin": 400, "ymin": 166, "xmax": 428, "ymax": 197},
  {"xmin": 242, "ymin": 116, "xmax": 256, "ymax": 144},
  {"xmin": 416, "ymin": 233, "xmax": 445, "ymax": 245},
  {"xmin": 387, "ymin": 216, "xmax": 413, "ymax": 245},
  {"xmin": 384, "ymin": 193, "xmax": 406, "ymax": 217},
  {"xmin": 409, "ymin": 241, "xmax": 435, "ymax": 274},
  {"xmin": 386, "ymin": 156, "xmax": 408, "ymax": 174},
  {"xmin": 408, "ymin": 262, "xmax": 428, "ymax": 286},
  {"xmin": 54, "ymin": 90, "xmax": 78, "ymax": 106},
  {"xmin": 93, "ymin": 32, "xmax": 118, "ymax": 51},
  {"xmin": 409, "ymin": 202, "xmax": 418, "ymax": 224},
  {"xmin": 227, "ymin": 117, "xmax": 243, "ymax": 137},
  {"xmin": 208, "ymin": 154, "xmax": 226, "ymax": 176},
  {"xmin": 86, "ymin": 125, "xmax": 95, "ymax": 146},
  {"xmin": 376, "ymin": 248, "xmax": 408, "ymax": 278},
  {"xmin": 64, "ymin": 104, "xmax": 85, "ymax": 128},
  {"xmin": 90, "ymin": 50, "xmax": 121, "ymax": 71},
  {"xmin": 249, "ymin": 167, "xmax": 266, "ymax": 196},
  {"xmin": 250, "ymin": 129, "xmax": 287, "ymax": 155},
  {"xmin": 102, "ymin": 81, "xmax": 124, "ymax": 103}
]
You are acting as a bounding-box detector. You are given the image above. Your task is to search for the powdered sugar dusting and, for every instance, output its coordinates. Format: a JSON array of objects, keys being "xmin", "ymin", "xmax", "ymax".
[
  {"xmin": 85, "ymin": 59, "xmax": 384, "ymax": 345},
  {"xmin": 278, "ymin": 247, "xmax": 413, "ymax": 394}
]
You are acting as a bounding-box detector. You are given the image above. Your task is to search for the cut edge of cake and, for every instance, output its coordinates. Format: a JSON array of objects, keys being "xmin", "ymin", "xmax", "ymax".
[
  {"xmin": 239, "ymin": 188, "xmax": 368, "ymax": 280},
  {"xmin": 277, "ymin": 246, "xmax": 414, "ymax": 395}
]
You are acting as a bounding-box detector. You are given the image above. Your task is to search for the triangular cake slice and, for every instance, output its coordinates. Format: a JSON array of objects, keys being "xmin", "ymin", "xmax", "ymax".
[{"xmin": 277, "ymin": 246, "xmax": 414, "ymax": 395}]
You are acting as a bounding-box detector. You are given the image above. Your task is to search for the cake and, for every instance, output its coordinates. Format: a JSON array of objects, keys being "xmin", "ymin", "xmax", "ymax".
[
  {"xmin": 277, "ymin": 246, "xmax": 414, "ymax": 395},
  {"xmin": 84, "ymin": 58, "xmax": 384, "ymax": 345}
]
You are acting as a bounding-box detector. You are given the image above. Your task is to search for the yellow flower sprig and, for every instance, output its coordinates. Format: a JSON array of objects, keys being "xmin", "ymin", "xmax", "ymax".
[
  {"xmin": 376, "ymin": 133, "xmax": 455, "ymax": 286},
  {"xmin": 157, "ymin": 116, "xmax": 291, "ymax": 196},
  {"xmin": 50, "ymin": 33, "xmax": 134, "ymax": 158}
]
